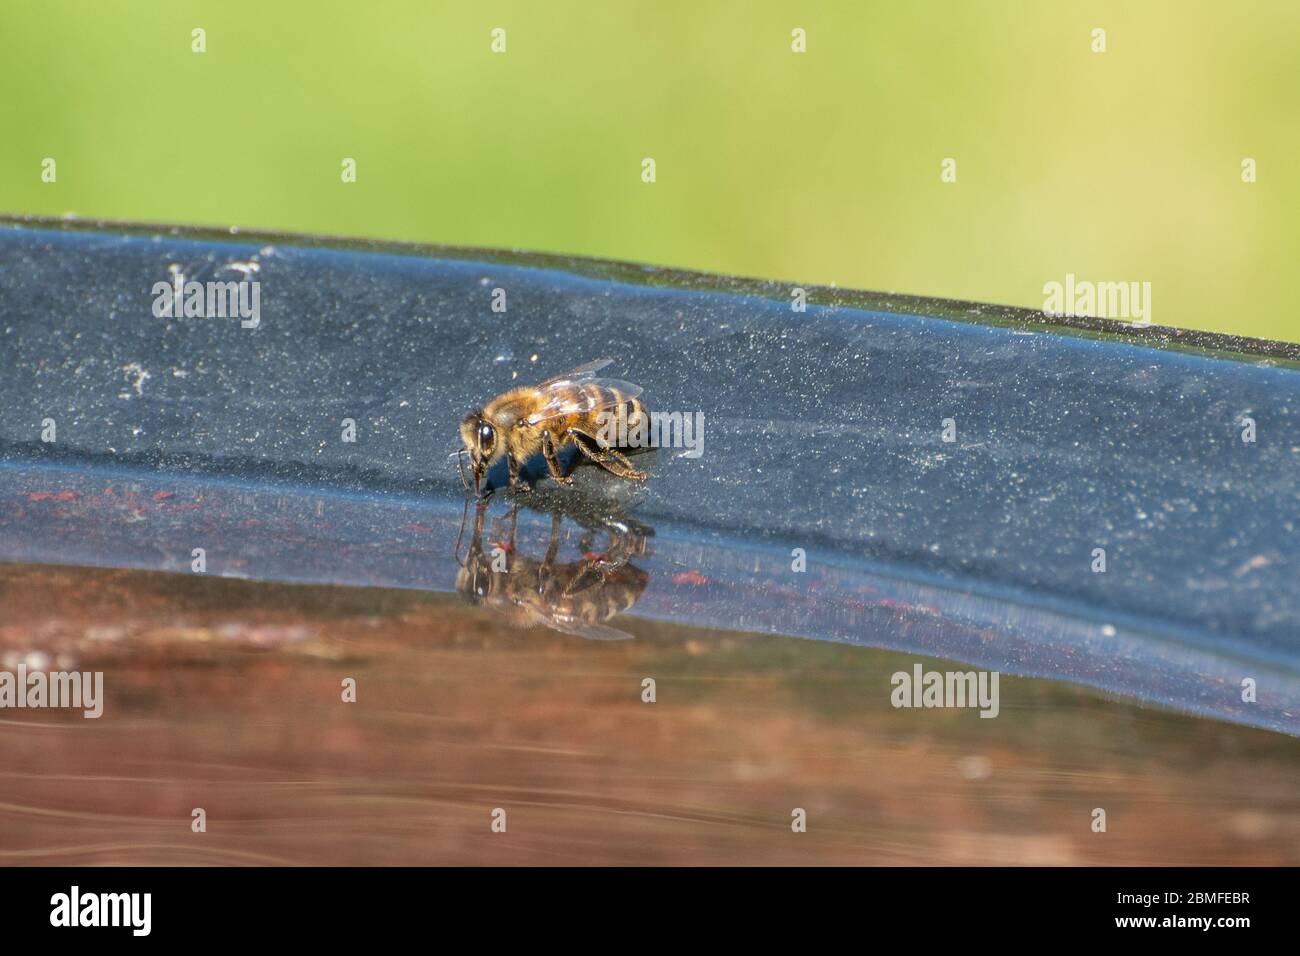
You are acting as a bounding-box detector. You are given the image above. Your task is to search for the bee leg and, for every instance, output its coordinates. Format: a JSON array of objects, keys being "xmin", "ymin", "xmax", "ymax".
[
  {"xmin": 568, "ymin": 430, "xmax": 615, "ymax": 471},
  {"xmin": 541, "ymin": 430, "xmax": 575, "ymax": 486},
  {"xmin": 507, "ymin": 452, "xmax": 532, "ymax": 493},
  {"xmin": 603, "ymin": 446, "xmax": 649, "ymax": 481},
  {"xmin": 568, "ymin": 430, "xmax": 648, "ymax": 481}
]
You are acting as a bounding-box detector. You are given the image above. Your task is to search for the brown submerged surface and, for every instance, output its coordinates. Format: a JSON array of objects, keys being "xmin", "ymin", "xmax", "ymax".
[{"xmin": 0, "ymin": 562, "xmax": 1297, "ymax": 866}]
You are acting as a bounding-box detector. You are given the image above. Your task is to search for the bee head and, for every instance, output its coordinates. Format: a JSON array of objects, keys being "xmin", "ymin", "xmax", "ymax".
[{"xmin": 459, "ymin": 410, "xmax": 501, "ymax": 493}]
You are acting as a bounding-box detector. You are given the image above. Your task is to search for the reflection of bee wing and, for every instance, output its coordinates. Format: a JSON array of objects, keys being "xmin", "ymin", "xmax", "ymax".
[
  {"xmin": 518, "ymin": 600, "xmax": 635, "ymax": 641},
  {"xmin": 524, "ymin": 378, "xmax": 644, "ymax": 427},
  {"xmin": 551, "ymin": 618, "xmax": 636, "ymax": 641}
]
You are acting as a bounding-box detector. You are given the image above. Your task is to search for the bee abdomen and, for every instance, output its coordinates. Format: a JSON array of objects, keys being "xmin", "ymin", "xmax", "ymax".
[
  {"xmin": 616, "ymin": 395, "xmax": 642, "ymax": 442},
  {"xmin": 616, "ymin": 393, "xmax": 648, "ymax": 445}
]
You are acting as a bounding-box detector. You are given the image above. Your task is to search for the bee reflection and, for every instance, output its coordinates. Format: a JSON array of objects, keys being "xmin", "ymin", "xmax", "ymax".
[{"xmin": 455, "ymin": 499, "xmax": 652, "ymax": 641}]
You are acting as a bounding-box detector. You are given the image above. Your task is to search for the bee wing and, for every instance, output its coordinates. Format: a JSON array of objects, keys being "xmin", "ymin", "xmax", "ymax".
[
  {"xmin": 524, "ymin": 378, "xmax": 644, "ymax": 426},
  {"xmin": 539, "ymin": 358, "xmax": 614, "ymax": 387}
]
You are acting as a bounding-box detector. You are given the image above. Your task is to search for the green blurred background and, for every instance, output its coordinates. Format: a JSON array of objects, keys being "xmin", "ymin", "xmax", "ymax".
[{"xmin": 3, "ymin": 1, "xmax": 1297, "ymax": 341}]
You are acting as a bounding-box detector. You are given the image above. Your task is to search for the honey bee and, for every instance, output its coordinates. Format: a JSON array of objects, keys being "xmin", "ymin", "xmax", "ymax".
[
  {"xmin": 457, "ymin": 358, "xmax": 649, "ymax": 496},
  {"xmin": 455, "ymin": 500, "xmax": 652, "ymax": 641}
]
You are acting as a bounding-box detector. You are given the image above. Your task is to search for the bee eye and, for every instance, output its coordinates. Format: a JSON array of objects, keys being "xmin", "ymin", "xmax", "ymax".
[{"xmin": 478, "ymin": 422, "xmax": 495, "ymax": 449}]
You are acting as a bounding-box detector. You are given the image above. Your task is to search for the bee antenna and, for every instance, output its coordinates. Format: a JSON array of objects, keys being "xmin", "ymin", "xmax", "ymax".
[{"xmin": 451, "ymin": 447, "xmax": 470, "ymax": 491}]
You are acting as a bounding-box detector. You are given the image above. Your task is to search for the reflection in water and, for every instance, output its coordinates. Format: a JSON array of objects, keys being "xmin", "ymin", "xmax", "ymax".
[
  {"xmin": 1, "ymin": 561, "xmax": 1298, "ymax": 865},
  {"xmin": 3, "ymin": 462, "xmax": 1294, "ymax": 733},
  {"xmin": 1, "ymin": 470, "xmax": 1298, "ymax": 865},
  {"xmin": 455, "ymin": 499, "xmax": 652, "ymax": 641}
]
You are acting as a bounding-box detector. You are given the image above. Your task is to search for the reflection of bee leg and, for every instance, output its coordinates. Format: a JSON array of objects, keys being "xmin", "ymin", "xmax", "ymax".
[
  {"xmin": 578, "ymin": 519, "xmax": 629, "ymax": 569},
  {"xmin": 473, "ymin": 497, "xmax": 489, "ymax": 541},
  {"xmin": 506, "ymin": 502, "xmax": 520, "ymax": 549},
  {"xmin": 568, "ymin": 430, "xmax": 648, "ymax": 481},
  {"xmin": 507, "ymin": 452, "xmax": 532, "ymax": 493},
  {"xmin": 564, "ymin": 565, "xmax": 608, "ymax": 597},
  {"xmin": 540, "ymin": 430, "xmax": 575, "ymax": 486},
  {"xmin": 543, "ymin": 512, "xmax": 562, "ymax": 564},
  {"xmin": 604, "ymin": 518, "xmax": 653, "ymax": 557},
  {"xmin": 538, "ymin": 512, "xmax": 562, "ymax": 594},
  {"xmin": 565, "ymin": 543, "xmax": 617, "ymax": 596}
]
